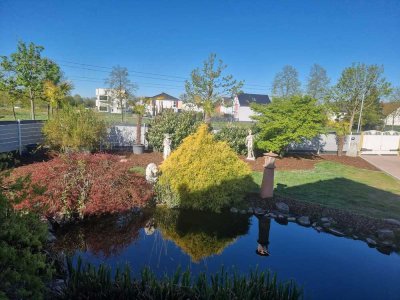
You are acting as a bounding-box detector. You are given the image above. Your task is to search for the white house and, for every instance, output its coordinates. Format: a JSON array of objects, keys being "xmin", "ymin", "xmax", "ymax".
[
  {"xmin": 384, "ymin": 107, "xmax": 400, "ymax": 127},
  {"xmin": 95, "ymin": 88, "xmax": 129, "ymax": 113},
  {"xmin": 146, "ymin": 92, "xmax": 182, "ymax": 116},
  {"xmin": 233, "ymin": 93, "xmax": 271, "ymax": 122}
]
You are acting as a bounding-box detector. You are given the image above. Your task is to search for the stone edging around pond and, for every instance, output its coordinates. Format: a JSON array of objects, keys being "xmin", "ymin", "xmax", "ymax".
[{"xmin": 230, "ymin": 193, "xmax": 400, "ymax": 255}]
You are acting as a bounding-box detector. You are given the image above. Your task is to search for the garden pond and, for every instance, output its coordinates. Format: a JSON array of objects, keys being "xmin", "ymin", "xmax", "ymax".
[{"xmin": 53, "ymin": 208, "xmax": 400, "ymax": 300}]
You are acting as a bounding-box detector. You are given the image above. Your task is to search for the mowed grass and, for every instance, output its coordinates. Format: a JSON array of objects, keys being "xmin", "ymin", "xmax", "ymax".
[{"xmin": 252, "ymin": 161, "xmax": 400, "ymax": 219}]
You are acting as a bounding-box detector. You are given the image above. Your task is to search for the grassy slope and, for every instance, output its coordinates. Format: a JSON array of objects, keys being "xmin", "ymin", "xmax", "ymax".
[{"xmin": 252, "ymin": 161, "xmax": 400, "ymax": 219}]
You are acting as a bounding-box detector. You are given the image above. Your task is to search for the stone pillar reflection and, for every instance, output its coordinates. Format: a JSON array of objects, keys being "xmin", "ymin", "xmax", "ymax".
[{"xmin": 256, "ymin": 215, "xmax": 271, "ymax": 256}]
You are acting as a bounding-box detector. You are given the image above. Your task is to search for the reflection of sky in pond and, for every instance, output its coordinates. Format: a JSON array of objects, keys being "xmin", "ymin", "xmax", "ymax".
[{"xmin": 66, "ymin": 214, "xmax": 400, "ymax": 300}]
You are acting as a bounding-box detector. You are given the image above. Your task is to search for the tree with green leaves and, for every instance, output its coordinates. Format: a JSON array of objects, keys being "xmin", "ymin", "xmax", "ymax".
[
  {"xmin": 185, "ymin": 53, "xmax": 243, "ymax": 123},
  {"xmin": 251, "ymin": 95, "xmax": 326, "ymax": 155},
  {"xmin": 0, "ymin": 77, "xmax": 23, "ymax": 120},
  {"xmin": 271, "ymin": 65, "xmax": 301, "ymax": 98},
  {"xmin": 329, "ymin": 119, "xmax": 350, "ymax": 156},
  {"xmin": 306, "ymin": 64, "xmax": 330, "ymax": 102},
  {"xmin": 0, "ymin": 41, "xmax": 61, "ymax": 120},
  {"xmin": 105, "ymin": 66, "xmax": 137, "ymax": 122},
  {"xmin": 327, "ymin": 63, "xmax": 391, "ymax": 132}
]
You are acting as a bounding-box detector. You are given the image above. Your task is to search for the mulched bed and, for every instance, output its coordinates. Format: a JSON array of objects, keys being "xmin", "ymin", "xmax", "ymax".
[{"xmin": 242, "ymin": 154, "xmax": 379, "ymax": 172}]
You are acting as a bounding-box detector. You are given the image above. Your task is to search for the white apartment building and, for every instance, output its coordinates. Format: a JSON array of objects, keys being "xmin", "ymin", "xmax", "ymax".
[{"xmin": 95, "ymin": 88, "xmax": 129, "ymax": 114}]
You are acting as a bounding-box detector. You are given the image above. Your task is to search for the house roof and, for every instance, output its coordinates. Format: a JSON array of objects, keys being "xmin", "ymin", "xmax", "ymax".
[
  {"xmin": 150, "ymin": 92, "xmax": 179, "ymax": 101},
  {"xmin": 237, "ymin": 93, "xmax": 270, "ymax": 106}
]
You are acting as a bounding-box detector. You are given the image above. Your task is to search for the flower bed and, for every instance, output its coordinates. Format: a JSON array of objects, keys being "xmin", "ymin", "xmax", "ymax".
[{"xmin": 6, "ymin": 153, "xmax": 153, "ymax": 222}]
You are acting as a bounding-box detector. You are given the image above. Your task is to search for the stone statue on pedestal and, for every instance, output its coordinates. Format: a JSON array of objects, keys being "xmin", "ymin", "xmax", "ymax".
[
  {"xmin": 163, "ymin": 134, "xmax": 171, "ymax": 160},
  {"xmin": 245, "ymin": 129, "xmax": 255, "ymax": 160}
]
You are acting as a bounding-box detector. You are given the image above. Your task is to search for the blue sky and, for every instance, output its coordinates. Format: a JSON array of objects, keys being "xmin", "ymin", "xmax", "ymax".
[{"xmin": 1, "ymin": 0, "xmax": 399, "ymax": 98}]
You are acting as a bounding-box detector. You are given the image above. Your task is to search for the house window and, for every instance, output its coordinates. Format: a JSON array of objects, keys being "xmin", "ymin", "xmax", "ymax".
[
  {"xmin": 99, "ymin": 95, "xmax": 108, "ymax": 101},
  {"xmin": 173, "ymin": 101, "xmax": 177, "ymax": 108},
  {"xmin": 99, "ymin": 106, "xmax": 108, "ymax": 112}
]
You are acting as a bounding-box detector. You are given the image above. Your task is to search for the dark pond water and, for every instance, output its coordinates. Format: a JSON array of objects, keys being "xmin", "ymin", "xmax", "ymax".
[{"xmin": 54, "ymin": 209, "xmax": 400, "ymax": 300}]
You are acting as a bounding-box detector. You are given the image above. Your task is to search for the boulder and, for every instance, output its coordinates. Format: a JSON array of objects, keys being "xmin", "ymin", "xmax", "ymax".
[
  {"xmin": 320, "ymin": 217, "xmax": 330, "ymax": 223},
  {"xmin": 377, "ymin": 229, "xmax": 395, "ymax": 240},
  {"xmin": 328, "ymin": 228, "xmax": 345, "ymax": 237},
  {"xmin": 230, "ymin": 207, "xmax": 238, "ymax": 213},
  {"xmin": 248, "ymin": 207, "xmax": 254, "ymax": 214},
  {"xmin": 297, "ymin": 216, "xmax": 311, "ymax": 226},
  {"xmin": 366, "ymin": 238, "xmax": 377, "ymax": 246},
  {"xmin": 287, "ymin": 217, "xmax": 296, "ymax": 222},
  {"xmin": 383, "ymin": 219, "xmax": 400, "ymax": 227},
  {"xmin": 254, "ymin": 207, "xmax": 265, "ymax": 215},
  {"xmin": 275, "ymin": 202, "xmax": 289, "ymax": 213},
  {"xmin": 240, "ymin": 210, "xmax": 247, "ymax": 214}
]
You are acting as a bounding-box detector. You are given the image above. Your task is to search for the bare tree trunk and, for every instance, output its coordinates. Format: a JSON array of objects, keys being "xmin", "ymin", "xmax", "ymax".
[
  {"xmin": 204, "ymin": 112, "xmax": 211, "ymax": 124},
  {"xmin": 12, "ymin": 105, "xmax": 16, "ymax": 120},
  {"xmin": 136, "ymin": 114, "xmax": 142, "ymax": 145},
  {"xmin": 348, "ymin": 113, "xmax": 355, "ymax": 133},
  {"xmin": 337, "ymin": 135, "xmax": 345, "ymax": 156},
  {"xmin": 29, "ymin": 89, "xmax": 35, "ymax": 120},
  {"xmin": 47, "ymin": 104, "xmax": 50, "ymax": 120}
]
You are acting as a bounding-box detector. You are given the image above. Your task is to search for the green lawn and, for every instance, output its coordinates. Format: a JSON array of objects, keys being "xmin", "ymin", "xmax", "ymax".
[
  {"xmin": 0, "ymin": 107, "xmax": 152, "ymax": 125},
  {"xmin": 252, "ymin": 161, "xmax": 400, "ymax": 219}
]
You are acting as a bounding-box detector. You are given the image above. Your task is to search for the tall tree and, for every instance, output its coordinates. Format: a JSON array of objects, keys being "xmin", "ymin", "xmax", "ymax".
[
  {"xmin": 251, "ymin": 95, "xmax": 326, "ymax": 156},
  {"xmin": 185, "ymin": 53, "xmax": 243, "ymax": 123},
  {"xmin": 0, "ymin": 41, "xmax": 61, "ymax": 120},
  {"xmin": 271, "ymin": 65, "xmax": 301, "ymax": 98},
  {"xmin": 0, "ymin": 74, "xmax": 23, "ymax": 120},
  {"xmin": 327, "ymin": 63, "xmax": 391, "ymax": 132},
  {"xmin": 105, "ymin": 66, "xmax": 137, "ymax": 122},
  {"xmin": 306, "ymin": 64, "xmax": 330, "ymax": 102}
]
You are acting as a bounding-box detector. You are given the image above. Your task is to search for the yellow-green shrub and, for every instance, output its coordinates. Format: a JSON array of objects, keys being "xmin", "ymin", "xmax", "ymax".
[{"xmin": 157, "ymin": 124, "xmax": 255, "ymax": 211}]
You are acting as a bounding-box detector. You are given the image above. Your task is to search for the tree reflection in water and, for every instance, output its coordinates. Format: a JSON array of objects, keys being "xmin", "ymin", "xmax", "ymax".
[
  {"xmin": 53, "ymin": 211, "xmax": 152, "ymax": 258},
  {"xmin": 154, "ymin": 208, "xmax": 250, "ymax": 262}
]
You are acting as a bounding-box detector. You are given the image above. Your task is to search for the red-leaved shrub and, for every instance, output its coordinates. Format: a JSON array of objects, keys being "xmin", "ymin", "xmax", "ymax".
[{"xmin": 6, "ymin": 153, "xmax": 153, "ymax": 220}]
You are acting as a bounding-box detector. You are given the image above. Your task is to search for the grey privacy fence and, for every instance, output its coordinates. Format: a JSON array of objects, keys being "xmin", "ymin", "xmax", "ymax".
[{"xmin": 0, "ymin": 120, "xmax": 44, "ymax": 154}]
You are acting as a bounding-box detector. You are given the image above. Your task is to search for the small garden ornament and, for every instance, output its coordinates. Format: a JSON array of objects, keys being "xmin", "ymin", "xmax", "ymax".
[
  {"xmin": 145, "ymin": 163, "xmax": 158, "ymax": 184},
  {"xmin": 245, "ymin": 129, "xmax": 255, "ymax": 160},
  {"xmin": 163, "ymin": 134, "xmax": 171, "ymax": 160},
  {"xmin": 260, "ymin": 151, "xmax": 278, "ymax": 199}
]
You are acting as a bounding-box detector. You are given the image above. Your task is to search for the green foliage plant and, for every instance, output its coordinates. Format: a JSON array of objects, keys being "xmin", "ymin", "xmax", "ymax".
[
  {"xmin": 43, "ymin": 104, "xmax": 107, "ymax": 152},
  {"xmin": 251, "ymin": 95, "xmax": 326, "ymax": 156},
  {"xmin": 157, "ymin": 124, "xmax": 255, "ymax": 212},
  {"xmin": 214, "ymin": 124, "xmax": 251, "ymax": 155},
  {"xmin": 0, "ymin": 174, "xmax": 53, "ymax": 299},
  {"xmin": 146, "ymin": 110, "xmax": 201, "ymax": 152}
]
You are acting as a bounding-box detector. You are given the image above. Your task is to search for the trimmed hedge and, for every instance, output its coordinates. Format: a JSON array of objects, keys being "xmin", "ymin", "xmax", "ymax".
[
  {"xmin": 214, "ymin": 125, "xmax": 250, "ymax": 155},
  {"xmin": 146, "ymin": 110, "xmax": 201, "ymax": 152},
  {"xmin": 157, "ymin": 124, "xmax": 256, "ymax": 212}
]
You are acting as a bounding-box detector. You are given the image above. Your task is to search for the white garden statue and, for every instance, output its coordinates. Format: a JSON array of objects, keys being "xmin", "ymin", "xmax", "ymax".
[
  {"xmin": 163, "ymin": 134, "xmax": 171, "ymax": 160},
  {"xmin": 245, "ymin": 129, "xmax": 255, "ymax": 160},
  {"xmin": 145, "ymin": 163, "xmax": 158, "ymax": 184}
]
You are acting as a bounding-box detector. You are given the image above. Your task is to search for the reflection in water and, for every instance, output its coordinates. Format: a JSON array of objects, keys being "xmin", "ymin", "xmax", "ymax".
[
  {"xmin": 53, "ymin": 211, "xmax": 151, "ymax": 257},
  {"xmin": 256, "ymin": 216, "xmax": 271, "ymax": 256},
  {"xmin": 155, "ymin": 208, "xmax": 250, "ymax": 262}
]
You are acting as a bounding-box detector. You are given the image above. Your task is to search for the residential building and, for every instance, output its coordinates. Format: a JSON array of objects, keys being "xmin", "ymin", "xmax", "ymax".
[
  {"xmin": 384, "ymin": 107, "xmax": 400, "ymax": 127},
  {"xmin": 95, "ymin": 88, "xmax": 129, "ymax": 113},
  {"xmin": 233, "ymin": 93, "xmax": 271, "ymax": 121},
  {"xmin": 216, "ymin": 97, "xmax": 234, "ymax": 115},
  {"xmin": 146, "ymin": 92, "xmax": 182, "ymax": 116}
]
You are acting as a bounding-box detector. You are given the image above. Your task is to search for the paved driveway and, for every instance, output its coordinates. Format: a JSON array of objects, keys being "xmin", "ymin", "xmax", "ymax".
[{"xmin": 361, "ymin": 155, "xmax": 400, "ymax": 180}]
